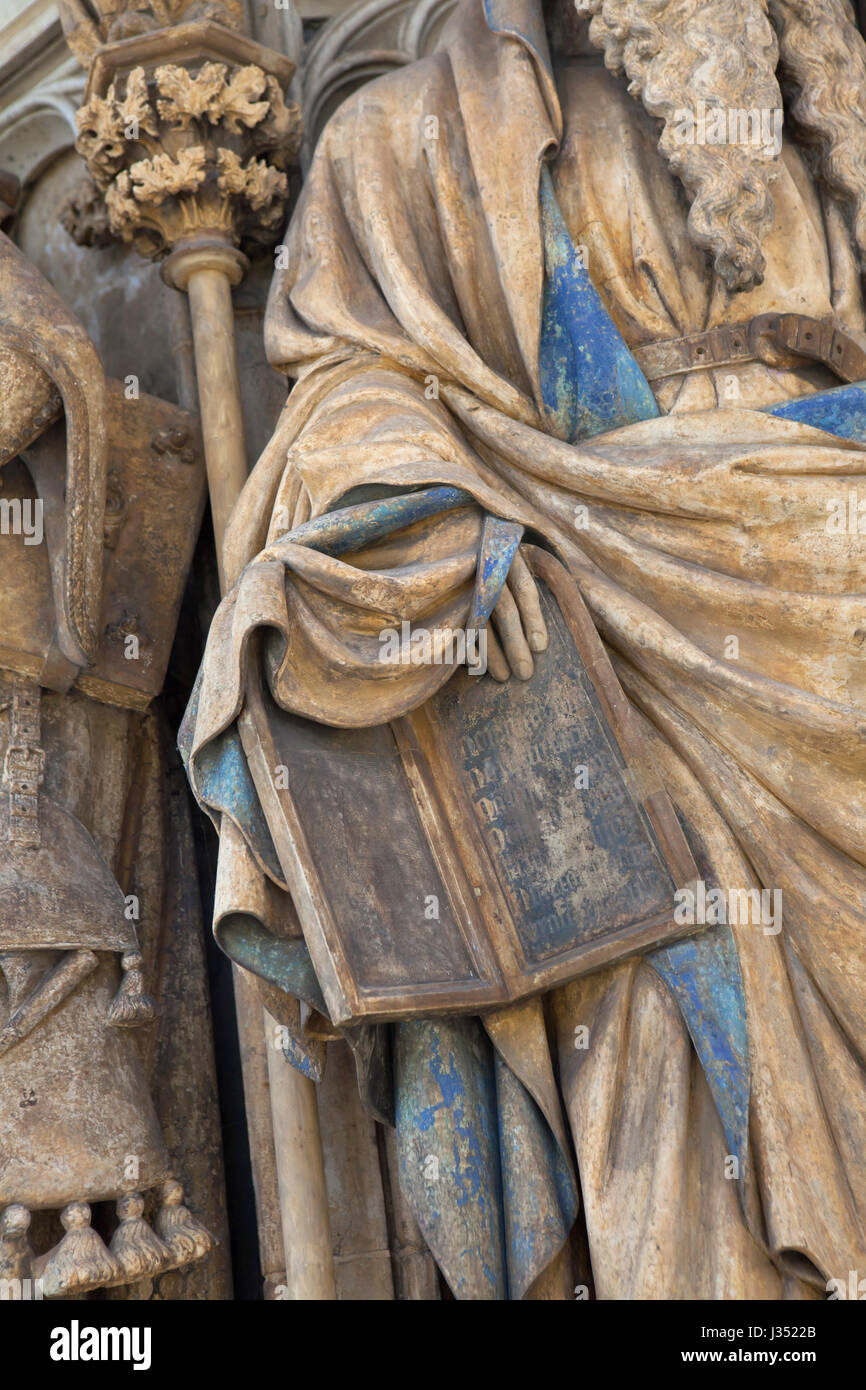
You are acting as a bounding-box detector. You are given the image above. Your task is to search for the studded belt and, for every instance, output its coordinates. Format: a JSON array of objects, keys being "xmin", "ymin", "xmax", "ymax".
[{"xmin": 632, "ymin": 314, "xmax": 866, "ymax": 385}]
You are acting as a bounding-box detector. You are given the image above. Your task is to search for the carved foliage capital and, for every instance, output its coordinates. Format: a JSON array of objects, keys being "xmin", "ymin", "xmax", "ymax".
[{"xmin": 76, "ymin": 49, "xmax": 302, "ymax": 260}]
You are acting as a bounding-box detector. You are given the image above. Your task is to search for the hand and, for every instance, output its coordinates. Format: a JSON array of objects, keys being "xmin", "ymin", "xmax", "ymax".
[{"xmin": 486, "ymin": 548, "xmax": 548, "ymax": 681}]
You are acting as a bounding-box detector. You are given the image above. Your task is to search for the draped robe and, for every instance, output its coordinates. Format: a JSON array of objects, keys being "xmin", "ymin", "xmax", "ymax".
[{"xmin": 184, "ymin": 0, "xmax": 866, "ymax": 1298}]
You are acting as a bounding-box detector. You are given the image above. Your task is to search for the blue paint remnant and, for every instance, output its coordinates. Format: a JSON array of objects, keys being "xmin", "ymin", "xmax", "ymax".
[
  {"xmin": 395, "ymin": 1019, "xmax": 576, "ymax": 1298},
  {"xmin": 282, "ymin": 1042, "xmax": 319, "ymax": 1080},
  {"xmin": 218, "ymin": 915, "xmax": 327, "ymax": 1018},
  {"xmin": 538, "ymin": 164, "xmax": 659, "ymax": 442},
  {"xmin": 287, "ymin": 484, "xmax": 521, "ymax": 630},
  {"xmin": 765, "ymin": 379, "xmax": 866, "ymax": 441},
  {"xmin": 179, "ymin": 671, "xmax": 284, "ymax": 884},
  {"xmin": 395, "ymin": 1018, "xmax": 507, "ymax": 1298},
  {"xmin": 180, "ymin": 124, "xmax": 866, "ymax": 1300},
  {"xmin": 494, "ymin": 1051, "xmax": 577, "ymax": 1298},
  {"xmin": 483, "ymin": 0, "xmax": 555, "ymax": 83},
  {"xmin": 179, "ymin": 668, "xmax": 327, "ymax": 1019},
  {"xmin": 467, "ymin": 516, "xmax": 524, "ymax": 630},
  {"xmin": 531, "ymin": 189, "xmax": 866, "ymax": 1213},
  {"xmin": 536, "ymin": 164, "xmax": 753, "ymax": 1191},
  {"xmin": 180, "ymin": 487, "xmax": 525, "ymax": 1020},
  {"xmin": 648, "ymin": 926, "xmax": 750, "ymax": 1173},
  {"xmin": 284, "ymin": 485, "xmax": 474, "ymax": 557},
  {"xmin": 195, "ymin": 728, "xmax": 285, "ymax": 885}
]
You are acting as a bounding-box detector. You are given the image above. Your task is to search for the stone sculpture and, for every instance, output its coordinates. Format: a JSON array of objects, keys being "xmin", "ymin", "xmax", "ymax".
[{"xmin": 183, "ymin": 0, "xmax": 866, "ymax": 1298}]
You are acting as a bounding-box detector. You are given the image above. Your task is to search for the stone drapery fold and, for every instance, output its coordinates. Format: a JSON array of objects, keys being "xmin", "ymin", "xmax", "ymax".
[{"xmin": 183, "ymin": 0, "xmax": 866, "ymax": 1297}]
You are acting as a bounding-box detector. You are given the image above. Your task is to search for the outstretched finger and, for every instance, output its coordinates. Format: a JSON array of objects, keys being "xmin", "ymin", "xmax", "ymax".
[
  {"xmin": 508, "ymin": 550, "xmax": 548, "ymax": 653},
  {"xmin": 492, "ymin": 583, "xmax": 534, "ymax": 680},
  {"xmin": 484, "ymin": 624, "xmax": 510, "ymax": 682}
]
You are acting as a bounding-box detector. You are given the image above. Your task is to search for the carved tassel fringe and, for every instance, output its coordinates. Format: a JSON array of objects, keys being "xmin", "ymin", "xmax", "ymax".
[
  {"xmin": 154, "ymin": 1179, "xmax": 216, "ymax": 1267},
  {"xmin": 35, "ymin": 1201, "xmax": 122, "ymax": 1298},
  {"xmin": 109, "ymin": 1192, "xmax": 174, "ymax": 1281},
  {"xmin": 107, "ymin": 950, "xmax": 156, "ymax": 1028},
  {"xmin": 0, "ymin": 1205, "xmax": 34, "ymax": 1286}
]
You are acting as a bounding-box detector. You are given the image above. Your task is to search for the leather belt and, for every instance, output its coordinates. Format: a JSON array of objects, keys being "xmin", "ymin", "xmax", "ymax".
[{"xmin": 633, "ymin": 314, "xmax": 866, "ymax": 385}]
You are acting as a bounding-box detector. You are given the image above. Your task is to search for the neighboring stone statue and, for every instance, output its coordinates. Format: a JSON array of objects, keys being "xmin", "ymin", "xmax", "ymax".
[
  {"xmin": 0, "ymin": 228, "xmax": 219, "ymax": 1298},
  {"xmin": 50, "ymin": 0, "xmax": 305, "ymax": 1301},
  {"xmin": 183, "ymin": 0, "xmax": 866, "ymax": 1298}
]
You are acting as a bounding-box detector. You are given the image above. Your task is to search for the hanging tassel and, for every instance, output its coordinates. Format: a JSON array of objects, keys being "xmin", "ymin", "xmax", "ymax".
[
  {"xmin": 34, "ymin": 1201, "xmax": 122, "ymax": 1298},
  {"xmin": 107, "ymin": 950, "xmax": 156, "ymax": 1028},
  {"xmin": 109, "ymin": 1192, "xmax": 174, "ymax": 1283},
  {"xmin": 0, "ymin": 1205, "xmax": 34, "ymax": 1290},
  {"xmin": 153, "ymin": 1179, "xmax": 216, "ymax": 1267}
]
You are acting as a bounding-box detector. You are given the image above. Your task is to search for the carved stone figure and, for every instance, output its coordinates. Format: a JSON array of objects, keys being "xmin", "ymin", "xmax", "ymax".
[
  {"xmin": 51, "ymin": 0, "xmax": 309, "ymax": 1301},
  {"xmin": 182, "ymin": 0, "xmax": 866, "ymax": 1299},
  {"xmin": 0, "ymin": 227, "xmax": 219, "ymax": 1298}
]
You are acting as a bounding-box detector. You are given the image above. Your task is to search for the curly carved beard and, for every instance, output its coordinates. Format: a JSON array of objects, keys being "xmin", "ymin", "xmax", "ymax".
[
  {"xmin": 574, "ymin": 0, "xmax": 866, "ymax": 293},
  {"xmin": 770, "ymin": 0, "xmax": 866, "ymax": 273}
]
